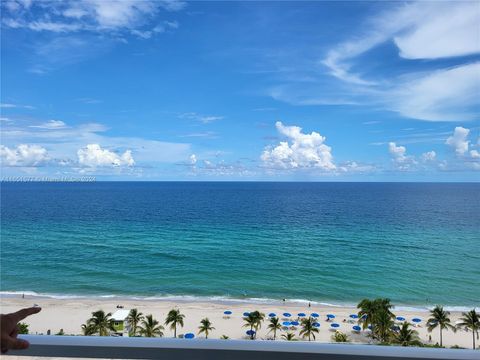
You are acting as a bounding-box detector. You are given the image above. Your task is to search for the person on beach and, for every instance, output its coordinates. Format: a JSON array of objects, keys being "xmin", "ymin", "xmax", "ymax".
[{"xmin": 0, "ymin": 307, "xmax": 41, "ymax": 353}]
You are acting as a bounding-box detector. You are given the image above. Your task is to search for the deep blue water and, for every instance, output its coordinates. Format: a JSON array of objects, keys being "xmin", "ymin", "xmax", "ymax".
[{"xmin": 1, "ymin": 182, "xmax": 479, "ymax": 307}]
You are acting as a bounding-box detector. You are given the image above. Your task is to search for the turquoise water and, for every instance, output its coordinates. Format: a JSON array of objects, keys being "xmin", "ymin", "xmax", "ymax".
[{"xmin": 1, "ymin": 182, "xmax": 479, "ymax": 308}]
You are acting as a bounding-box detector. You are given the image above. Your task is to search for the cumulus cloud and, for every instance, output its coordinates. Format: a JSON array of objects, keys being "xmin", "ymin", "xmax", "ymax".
[
  {"xmin": 261, "ymin": 121, "xmax": 335, "ymax": 170},
  {"xmin": 470, "ymin": 150, "xmax": 480, "ymax": 159},
  {"xmin": 421, "ymin": 151, "xmax": 436, "ymax": 162},
  {"xmin": 388, "ymin": 142, "xmax": 417, "ymax": 170},
  {"xmin": 189, "ymin": 154, "xmax": 197, "ymax": 165},
  {"xmin": 77, "ymin": 144, "xmax": 134, "ymax": 168},
  {"xmin": 0, "ymin": 144, "xmax": 49, "ymax": 166},
  {"xmin": 446, "ymin": 127, "xmax": 470, "ymax": 156}
]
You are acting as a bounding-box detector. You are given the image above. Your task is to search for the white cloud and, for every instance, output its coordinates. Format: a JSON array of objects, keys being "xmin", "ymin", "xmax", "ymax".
[
  {"xmin": 1, "ymin": 103, "xmax": 34, "ymax": 109},
  {"xmin": 0, "ymin": 144, "xmax": 49, "ymax": 166},
  {"xmin": 470, "ymin": 150, "xmax": 480, "ymax": 159},
  {"xmin": 393, "ymin": 2, "xmax": 480, "ymax": 60},
  {"xmin": 189, "ymin": 154, "xmax": 197, "ymax": 165},
  {"xmin": 261, "ymin": 121, "xmax": 335, "ymax": 170},
  {"xmin": 77, "ymin": 144, "xmax": 134, "ymax": 168},
  {"xmin": 446, "ymin": 126, "xmax": 470, "ymax": 156},
  {"xmin": 1, "ymin": 0, "xmax": 185, "ymax": 38},
  {"xmin": 392, "ymin": 63, "xmax": 480, "ymax": 121},
  {"xmin": 421, "ymin": 151, "xmax": 436, "ymax": 162},
  {"xmin": 319, "ymin": 1, "xmax": 480, "ymax": 122},
  {"xmin": 388, "ymin": 142, "xmax": 417, "ymax": 170},
  {"xmin": 179, "ymin": 112, "xmax": 224, "ymax": 124},
  {"xmin": 29, "ymin": 120, "xmax": 67, "ymax": 129}
]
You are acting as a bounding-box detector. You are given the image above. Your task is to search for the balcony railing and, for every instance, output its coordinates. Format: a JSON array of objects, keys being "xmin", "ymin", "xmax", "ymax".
[{"xmin": 4, "ymin": 335, "xmax": 478, "ymax": 359}]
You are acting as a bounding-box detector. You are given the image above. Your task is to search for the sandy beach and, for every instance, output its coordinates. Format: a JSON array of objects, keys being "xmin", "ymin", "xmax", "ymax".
[{"xmin": 0, "ymin": 296, "xmax": 474, "ymax": 349}]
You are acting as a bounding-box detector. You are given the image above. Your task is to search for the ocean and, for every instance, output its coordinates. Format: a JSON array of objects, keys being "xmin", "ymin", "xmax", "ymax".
[{"xmin": 1, "ymin": 182, "xmax": 479, "ymax": 309}]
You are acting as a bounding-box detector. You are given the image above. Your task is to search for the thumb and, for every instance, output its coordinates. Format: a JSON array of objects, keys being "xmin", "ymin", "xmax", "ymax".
[{"xmin": 8, "ymin": 337, "xmax": 30, "ymax": 350}]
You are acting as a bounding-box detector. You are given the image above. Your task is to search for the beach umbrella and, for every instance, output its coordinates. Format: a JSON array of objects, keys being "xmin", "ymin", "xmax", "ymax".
[
  {"xmin": 290, "ymin": 321, "xmax": 299, "ymax": 326},
  {"xmin": 313, "ymin": 322, "xmax": 320, "ymax": 328},
  {"xmin": 396, "ymin": 316, "xmax": 405, "ymax": 321},
  {"xmin": 268, "ymin": 313, "xmax": 276, "ymax": 318},
  {"xmin": 243, "ymin": 312, "xmax": 250, "ymax": 317},
  {"xmin": 297, "ymin": 313, "xmax": 306, "ymax": 317},
  {"xmin": 367, "ymin": 325, "xmax": 373, "ymax": 330},
  {"xmin": 283, "ymin": 312, "xmax": 292, "ymax": 318},
  {"xmin": 246, "ymin": 330, "xmax": 255, "ymax": 336},
  {"xmin": 224, "ymin": 311, "xmax": 232, "ymax": 315},
  {"xmin": 327, "ymin": 314, "xmax": 336, "ymax": 319},
  {"xmin": 311, "ymin": 313, "xmax": 320, "ymax": 318},
  {"xmin": 352, "ymin": 325, "xmax": 361, "ymax": 332},
  {"xmin": 349, "ymin": 314, "xmax": 358, "ymax": 319},
  {"xmin": 330, "ymin": 323, "xmax": 340, "ymax": 328},
  {"xmin": 412, "ymin": 318, "xmax": 422, "ymax": 323},
  {"xmin": 361, "ymin": 314, "xmax": 368, "ymax": 319},
  {"xmin": 282, "ymin": 321, "xmax": 291, "ymax": 326},
  {"xmin": 184, "ymin": 333, "xmax": 195, "ymax": 339}
]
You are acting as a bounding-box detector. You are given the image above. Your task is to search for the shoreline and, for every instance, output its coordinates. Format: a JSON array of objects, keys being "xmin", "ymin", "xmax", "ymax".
[
  {"xmin": 0, "ymin": 294, "xmax": 475, "ymax": 348},
  {"xmin": 1, "ymin": 291, "xmax": 477, "ymax": 312}
]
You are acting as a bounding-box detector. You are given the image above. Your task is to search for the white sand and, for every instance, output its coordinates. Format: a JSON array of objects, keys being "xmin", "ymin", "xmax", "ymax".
[{"xmin": 0, "ymin": 296, "xmax": 474, "ymax": 349}]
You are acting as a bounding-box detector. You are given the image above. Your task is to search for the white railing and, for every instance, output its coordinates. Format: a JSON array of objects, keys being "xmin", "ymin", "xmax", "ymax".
[{"xmin": 4, "ymin": 335, "xmax": 478, "ymax": 359}]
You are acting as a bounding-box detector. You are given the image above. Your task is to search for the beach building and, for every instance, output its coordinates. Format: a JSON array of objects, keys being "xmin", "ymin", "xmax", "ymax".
[{"xmin": 111, "ymin": 309, "xmax": 130, "ymax": 335}]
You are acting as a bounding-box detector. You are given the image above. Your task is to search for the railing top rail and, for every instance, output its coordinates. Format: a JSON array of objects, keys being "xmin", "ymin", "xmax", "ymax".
[{"xmin": 5, "ymin": 335, "xmax": 478, "ymax": 360}]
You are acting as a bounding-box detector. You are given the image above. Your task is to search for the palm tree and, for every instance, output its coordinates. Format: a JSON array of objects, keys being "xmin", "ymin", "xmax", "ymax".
[
  {"xmin": 331, "ymin": 330, "xmax": 349, "ymax": 342},
  {"xmin": 357, "ymin": 298, "xmax": 395, "ymax": 341},
  {"xmin": 394, "ymin": 322, "xmax": 422, "ymax": 347},
  {"xmin": 456, "ymin": 309, "xmax": 479, "ymax": 350},
  {"xmin": 86, "ymin": 310, "xmax": 115, "ymax": 336},
  {"xmin": 267, "ymin": 317, "xmax": 281, "ymax": 340},
  {"xmin": 299, "ymin": 317, "xmax": 319, "ymax": 341},
  {"xmin": 165, "ymin": 309, "xmax": 185, "ymax": 338},
  {"xmin": 81, "ymin": 323, "xmax": 95, "ymax": 336},
  {"xmin": 139, "ymin": 314, "xmax": 164, "ymax": 337},
  {"xmin": 127, "ymin": 308, "xmax": 144, "ymax": 337},
  {"xmin": 374, "ymin": 308, "xmax": 394, "ymax": 343},
  {"xmin": 198, "ymin": 318, "xmax": 215, "ymax": 339},
  {"xmin": 282, "ymin": 332, "xmax": 296, "ymax": 341},
  {"xmin": 243, "ymin": 311, "xmax": 265, "ymax": 340},
  {"xmin": 427, "ymin": 306, "xmax": 455, "ymax": 347}
]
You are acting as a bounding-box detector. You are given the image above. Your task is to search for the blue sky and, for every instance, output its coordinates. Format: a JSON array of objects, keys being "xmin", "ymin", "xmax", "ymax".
[{"xmin": 1, "ymin": 0, "xmax": 479, "ymax": 181}]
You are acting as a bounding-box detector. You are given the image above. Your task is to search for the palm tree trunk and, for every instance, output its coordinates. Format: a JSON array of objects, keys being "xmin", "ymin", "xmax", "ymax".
[
  {"xmin": 439, "ymin": 327, "xmax": 442, "ymax": 347},
  {"xmin": 174, "ymin": 324, "xmax": 177, "ymax": 338},
  {"xmin": 473, "ymin": 330, "xmax": 475, "ymax": 350}
]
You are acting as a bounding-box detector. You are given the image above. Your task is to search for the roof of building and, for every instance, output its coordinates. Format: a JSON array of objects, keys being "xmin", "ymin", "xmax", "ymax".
[{"xmin": 111, "ymin": 309, "xmax": 130, "ymax": 321}]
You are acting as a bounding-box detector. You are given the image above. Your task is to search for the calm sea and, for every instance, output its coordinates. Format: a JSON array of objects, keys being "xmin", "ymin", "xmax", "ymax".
[{"xmin": 1, "ymin": 182, "xmax": 479, "ymax": 308}]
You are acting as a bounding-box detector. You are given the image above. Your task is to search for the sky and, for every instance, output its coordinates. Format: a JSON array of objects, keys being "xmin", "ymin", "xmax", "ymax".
[{"xmin": 1, "ymin": 0, "xmax": 479, "ymax": 181}]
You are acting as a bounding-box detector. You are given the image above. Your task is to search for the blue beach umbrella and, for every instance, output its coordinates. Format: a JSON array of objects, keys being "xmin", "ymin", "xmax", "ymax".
[
  {"xmin": 184, "ymin": 333, "xmax": 195, "ymax": 339},
  {"xmin": 396, "ymin": 316, "xmax": 405, "ymax": 321},
  {"xmin": 268, "ymin": 313, "xmax": 277, "ymax": 318},
  {"xmin": 224, "ymin": 310, "xmax": 232, "ymax": 315},
  {"xmin": 352, "ymin": 325, "xmax": 361, "ymax": 331},
  {"xmin": 246, "ymin": 330, "xmax": 256, "ymax": 336},
  {"xmin": 361, "ymin": 314, "xmax": 368, "ymax": 319},
  {"xmin": 313, "ymin": 322, "xmax": 320, "ymax": 328},
  {"xmin": 297, "ymin": 313, "xmax": 306, "ymax": 317},
  {"xmin": 349, "ymin": 314, "xmax": 358, "ymax": 319},
  {"xmin": 291, "ymin": 321, "xmax": 300, "ymax": 326},
  {"xmin": 330, "ymin": 323, "xmax": 340, "ymax": 328},
  {"xmin": 283, "ymin": 312, "xmax": 292, "ymax": 318},
  {"xmin": 243, "ymin": 312, "xmax": 250, "ymax": 317},
  {"xmin": 367, "ymin": 325, "xmax": 373, "ymax": 330},
  {"xmin": 412, "ymin": 318, "xmax": 422, "ymax": 323},
  {"xmin": 327, "ymin": 314, "xmax": 336, "ymax": 319},
  {"xmin": 311, "ymin": 313, "xmax": 320, "ymax": 318},
  {"xmin": 282, "ymin": 321, "xmax": 291, "ymax": 326}
]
